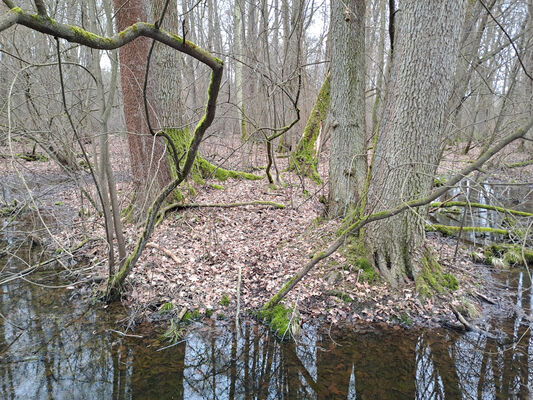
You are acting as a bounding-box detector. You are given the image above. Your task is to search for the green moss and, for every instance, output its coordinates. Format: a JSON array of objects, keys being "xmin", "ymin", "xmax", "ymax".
[
  {"xmin": 205, "ymin": 308, "xmax": 214, "ymax": 318},
  {"xmin": 433, "ymin": 176, "xmax": 447, "ymax": 188},
  {"xmin": 289, "ymin": 73, "xmax": 330, "ymax": 183},
  {"xmin": 210, "ymin": 183, "xmax": 225, "ymax": 190},
  {"xmin": 426, "ymin": 224, "xmax": 509, "ymax": 237},
  {"xmin": 505, "ymin": 159, "xmax": 533, "ymax": 168},
  {"xmin": 430, "ymin": 201, "xmax": 533, "ymax": 217},
  {"xmin": 164, "ymin": 127, "xmax": 262, "ymax": 184},
  {"xmin": 219, "ymin": 294, "xmax": 230, "ymax": 307},
  {"xmin": 182, "ymin": 309, "xmax": 203, "ymax": 322},
  {"xmin": 482, "ymin": 243, "xmax": 533, "ymax": 267},
  {"xmin": 415, "ymin": 252, "xmax": 459, "ymax": 297},
  {"xmin": 343, "ymin": 237, "xmax": 377, "ymax": 282},
  {"xmin": 400, "ymin": 312, "xmax": 413, "ymax": 327},
  {"xmin": 329, "ymin": 290, "xmax": 353, "ymax": 303},
  {"xmin": 68, "ymin": 25, "xmax": 116, "ymax": 46},
  {"xmin": 258, "ymin": 303, "xmax": 299, "ymax": 339},
  {"xmin": 158, "ymin": 302, "xmax": 174, "ymax": 313}
]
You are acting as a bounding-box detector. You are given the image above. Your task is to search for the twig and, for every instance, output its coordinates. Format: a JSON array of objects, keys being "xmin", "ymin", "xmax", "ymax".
[
  {"xmin": 450, "ymin": 304, "xmax": 475, "ymax": 332},
  {"xmin": 147, "ymin": 242, "xmax": 180, "ymax": 264},
  {"xmin": 107, "ymin": 329, "xmax": 144, "ymax": 338},
  {"xmin": 475, "ymin": 291, "xmax": 496, "ymax": 305}
]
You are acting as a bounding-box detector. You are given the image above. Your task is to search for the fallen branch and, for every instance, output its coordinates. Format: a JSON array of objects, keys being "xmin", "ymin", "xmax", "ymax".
[
  {"xmin": 450, "ymin": 304, "xmax": 476, "ymax": 332},
  {"xmin": 157, "ymin": 200, "xmax": 285, "ymax": 226},
  {"xmin": 262, "ymin": 116, "xmax": 533, "ymax": 310},
  {"xmin": 426, "ymin": 224, "xmax": 510, "ymax": 236},
  {"xmin": 0, "ymin": 237, "xmax": 97, "ymax": 286},
  {"xmin": 475, "ymin": 291, "xmax": 496, "ymax": 305},
  {"xmin": 430, "ymin": 201, "xmax": 533, "ymax": 217},
  {"xmin": 505, "ymin": 159, "xmax": 533, "ymax": 168},
  {"xmin": 147, "ymin": 242, "xmax": 180, "ymax": 264}
]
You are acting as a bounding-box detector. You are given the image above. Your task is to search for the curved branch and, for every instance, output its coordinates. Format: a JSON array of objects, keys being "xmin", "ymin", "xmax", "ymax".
[{"xmin": 2, "ymin": 7, "xmax": 223, "ymax": 71}]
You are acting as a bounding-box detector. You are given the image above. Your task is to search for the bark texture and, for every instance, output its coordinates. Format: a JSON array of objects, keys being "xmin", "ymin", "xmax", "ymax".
[
  {"xmin": 150, "ymin": 0, "xmax": 183, "ymax": 128},
  {"xmin": 113, "ymin": 0, "xmax": 171, "ymax": 217},
  {"xmin": 366, "ymin": 0, "xmax": 463, "ymax": 286},
  {"xmin": 328, "ymin": 0, "xmax": 367, "ymax": 217}
]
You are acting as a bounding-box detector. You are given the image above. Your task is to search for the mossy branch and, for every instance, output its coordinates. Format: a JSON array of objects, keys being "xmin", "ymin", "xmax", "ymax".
[
  {"xmin": 505, "ymin": 159, "xmax": 533, "ymax": 168},
  {"xmin": 262, "ymin": 116, "xmax": 533, "ymax": 310},
  {"xmin": 1, "ymin": 7, "xmax": 223, "ymax": 71},
  {"xmin": 430, "ymin": 201, "xmax": 533, "ymax": 217},
  {"xmin": 426, "ymin": 224, "xmax": 510, "ymax": 236}
]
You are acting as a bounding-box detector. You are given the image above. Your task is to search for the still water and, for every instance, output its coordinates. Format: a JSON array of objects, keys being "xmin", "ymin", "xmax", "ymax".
[{"xmin": 1, "ymin": 242, "xmax": 533, "ymax": 400}]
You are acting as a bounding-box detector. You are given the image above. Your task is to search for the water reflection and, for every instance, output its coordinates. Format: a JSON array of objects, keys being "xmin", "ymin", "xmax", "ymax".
[{"xmin": 2, "ymin": 248, "xmax": 533, "ymax": 398}]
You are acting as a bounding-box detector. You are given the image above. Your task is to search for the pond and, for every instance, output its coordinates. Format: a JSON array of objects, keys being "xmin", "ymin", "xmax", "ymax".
[{"xmin": 1, "ymin": 239, "xmax": 533, "ymax": 399}]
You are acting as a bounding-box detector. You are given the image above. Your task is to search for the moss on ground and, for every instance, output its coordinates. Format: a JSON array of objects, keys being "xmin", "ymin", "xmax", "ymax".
[
  {"xmin": 415, "ymin": 252, "xmax": 458, "ymax": 297},
  {"xmin": 343, "ymin": 237, "xmax": 377, "ymax": 282},
  {"xmin": 477, "ymin": 243, "xmax": 533, "ymax": 267},
  {"xmin": 258, "ymin": 303, "xmax": 300, "ymax": 339},
  {"xmin": 219, "ymin": 294, "xmax": 230, "ymax": 307}
]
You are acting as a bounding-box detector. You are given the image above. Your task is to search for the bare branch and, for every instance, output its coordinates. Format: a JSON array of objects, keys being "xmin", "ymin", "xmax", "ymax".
[
  {"xmin": 479, "ymin": 0, "xmax": 533, "ymax": 81},
  {"xmin": 33, "ymin": 0, "xmax": 47, "ymax": 16}
]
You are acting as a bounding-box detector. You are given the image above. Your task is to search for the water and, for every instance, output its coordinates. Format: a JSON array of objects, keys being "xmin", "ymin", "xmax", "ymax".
[
  {"xmin": 432, "ymin": 179, "xmax": 533, "ymax": 245},
  {"xmin": 2, "ymin": 240, "xmax": 533, "ymax": 399}
]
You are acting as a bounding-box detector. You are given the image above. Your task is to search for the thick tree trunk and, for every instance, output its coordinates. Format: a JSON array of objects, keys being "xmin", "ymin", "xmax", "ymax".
[
  {"xmin": 365, "ymin": 0, "xmax": 463, "ymax": 286},
  {"xmin": 328, "ymin": 0, "xmax": 367, "ymax": 217},
  {"xmin": 150, "ymin": 0, "xmax": 184, "ymax": 129},
  {"xmin": 113, "ymin": 0, "xmax": 171, "ymax": 218}
]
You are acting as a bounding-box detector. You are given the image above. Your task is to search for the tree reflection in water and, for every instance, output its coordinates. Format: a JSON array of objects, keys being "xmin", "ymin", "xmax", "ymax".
[{"xmin": 2, "ymin": 246, "xmax": 533, "ymax": 399}]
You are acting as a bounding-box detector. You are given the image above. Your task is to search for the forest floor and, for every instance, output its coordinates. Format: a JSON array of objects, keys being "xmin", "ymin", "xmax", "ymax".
[{"xmin": 1, "ymin": 137, "xmax": 532, "ymax": 334}]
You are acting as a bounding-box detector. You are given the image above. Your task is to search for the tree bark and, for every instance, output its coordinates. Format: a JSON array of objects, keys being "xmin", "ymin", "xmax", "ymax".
[
  {"xmin": 112, "ymin": 0, "xmax": 171, "ymax": 218},
  {"xmin": 365, "ymin": 0, "xmax": 464, "ymax": 286},
  {"xmin": 327, "ymin": 0, "xmax": 367, "ymax": 217},
  {"xmin": 150, "ymin": 0, "xmax": 184, "ymax": 129}
]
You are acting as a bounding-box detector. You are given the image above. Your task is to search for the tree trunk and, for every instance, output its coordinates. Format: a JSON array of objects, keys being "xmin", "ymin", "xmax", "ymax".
[
  {"xmin": 365, "ymin": 0, "xmax": 463, "ymax": 286},
  {"xmin": 290, "ymin": 71, "xmax": 330, "ymax": 182},
  {"xmin": 113, "ymin": 0, "xmax": 171, "ymax": 218},
  {"xmin": 150, "ymin": 0, "xmax": 184, "ymax": 129},
  {"xmin": 327, "ymin": 0, "xmax": 367, "ymax": 217},
  {"xmin": 234, "ymin": 0, "xmax": 246, "ymax": 140}
]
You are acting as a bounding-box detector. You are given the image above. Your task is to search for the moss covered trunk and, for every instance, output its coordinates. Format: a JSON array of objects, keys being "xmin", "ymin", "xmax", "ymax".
[{"xmin": 289, "ymin": 72, "xmax": 330, "ymax": 182}]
